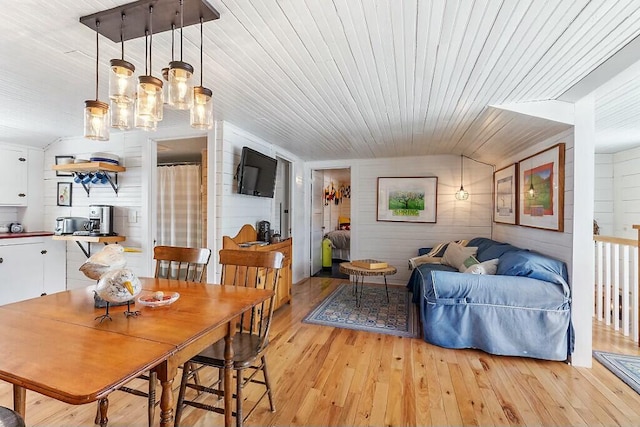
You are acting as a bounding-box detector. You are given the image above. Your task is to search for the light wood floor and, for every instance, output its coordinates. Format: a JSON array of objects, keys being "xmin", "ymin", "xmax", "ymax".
[{"xmin": 2, "ymin": 276, "xmax": 640, "ymax": 426}]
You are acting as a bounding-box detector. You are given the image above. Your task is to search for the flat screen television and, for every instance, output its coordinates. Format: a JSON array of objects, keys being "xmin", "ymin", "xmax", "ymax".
[{"xmin": 237, "ymin": 147, "xmax": 278, "ymax": 198}]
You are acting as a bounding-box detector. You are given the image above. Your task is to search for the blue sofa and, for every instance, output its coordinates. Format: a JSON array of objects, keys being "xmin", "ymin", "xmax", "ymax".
[{"xmin": 407, "ymin": 237, "xmax": 573, "ymax": 361}]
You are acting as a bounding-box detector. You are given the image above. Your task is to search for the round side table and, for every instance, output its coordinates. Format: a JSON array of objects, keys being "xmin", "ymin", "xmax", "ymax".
[{"xmin": 338, "ymin": 262, "xmax": 397, "ymax": 306}]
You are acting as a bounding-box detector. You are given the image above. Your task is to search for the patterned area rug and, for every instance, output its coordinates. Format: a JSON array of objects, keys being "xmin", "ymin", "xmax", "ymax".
[
  {"xmin": 593, "ymin": 350, "xmax": 640, "ymax": 394},
  {"xmin": 302, "ymin": 283, "xmax": 418, "ymax": 338}
]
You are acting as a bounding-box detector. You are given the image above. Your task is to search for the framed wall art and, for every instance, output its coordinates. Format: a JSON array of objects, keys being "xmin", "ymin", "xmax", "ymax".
[
  {"xmin": 55, "ymin": 155, "xmax": 75, "ymax": 177},
  {"xmin": 493, "ymin": 163, "xmax": 518, "ymax": 225},
  {"xmin": 57, "ymin": 182, "xmax": 72, "ymax": 207},
  {"xmin": 518, "ymin": 143, "xmax": 565, "ymax": 232},
  {"xmin": 376, "ymin": 176, "xmax": 437, "ymax": 223}
]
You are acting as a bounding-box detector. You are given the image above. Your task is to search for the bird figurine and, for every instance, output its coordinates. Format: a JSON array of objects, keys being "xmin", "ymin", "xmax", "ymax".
[
  {"xmin": 79, "ymin": 244, "xmax": 127, "ymax": 280},
  {"xmin": 94, "ymin": 268, "xmax": 142, "ymax": 322}
]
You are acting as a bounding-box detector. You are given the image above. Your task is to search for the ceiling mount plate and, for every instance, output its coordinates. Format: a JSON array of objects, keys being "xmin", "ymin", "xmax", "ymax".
[{"xmin": 80, "ymin": 0, "xmax": 220, "ymax": 43}]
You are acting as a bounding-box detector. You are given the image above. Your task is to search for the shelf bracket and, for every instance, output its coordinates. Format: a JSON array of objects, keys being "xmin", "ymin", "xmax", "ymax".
[
  {"xmin": 75, "ymin": 240, "xmax": 92, "ymax": 258},
  {"xmin": 75, "ymin": 241, "xmax": 114, "ymax": 258},
  {"xmin": 104, "ymin": 172, "xmax": 119, "ymax": 194}
]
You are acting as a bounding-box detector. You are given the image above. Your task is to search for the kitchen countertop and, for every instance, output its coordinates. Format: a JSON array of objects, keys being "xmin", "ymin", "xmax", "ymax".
[{"xmin": 0, "ymin": 231, "xmax": 54, "ymax": 239}]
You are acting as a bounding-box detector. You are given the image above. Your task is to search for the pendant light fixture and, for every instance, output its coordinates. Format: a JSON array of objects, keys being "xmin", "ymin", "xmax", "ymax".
[
  {"xmin": 190, "ymin": 16, "xmax": 213, "ymax": 129},
  {"xmin": 84, "ymin": 20, "xmax": 110, "ymax": 141},
  {"xmin": 109, "ymin": 13, "xmax": 135, "ymax": 130},
  {"xmin": 135, "ymin": 6, "xmax": 163, "ymax": 131},
  {"xmin": 168, "ymin": 0, "xmax": 194, "ymax": 110},
  {"xmin": 527, "ymin": 167, "xmax": 536, "ymax": 199},
  {"xmin": 161, "ymin": 24, "xmax": 176, "ymax": 107},
  {"xmin": 454, "ymin": 155, "xmax": 469, "ymax": 200}
]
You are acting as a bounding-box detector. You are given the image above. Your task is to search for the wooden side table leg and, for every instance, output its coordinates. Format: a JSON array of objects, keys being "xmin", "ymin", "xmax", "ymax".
[{"xmin": 384, "ymin": 276, "xmax": 390, "ymax": 303}]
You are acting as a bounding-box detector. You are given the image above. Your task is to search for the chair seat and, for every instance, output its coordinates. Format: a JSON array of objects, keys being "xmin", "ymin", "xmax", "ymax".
[
  {"xmin": 192, "ymin": 333, "xmax": 268, "ymax": 370},
  {"xmin": 0, "ymin": 406, "xmax": 25, "ymax": 427}
]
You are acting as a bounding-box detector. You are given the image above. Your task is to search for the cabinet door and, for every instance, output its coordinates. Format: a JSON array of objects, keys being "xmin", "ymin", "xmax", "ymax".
[
  {"xmin": 43, "ymin": 238, "xmax": 66, "ymax": 295},
  {"xmin": 0, "ymin": 243, "xmax": 44, "ymax": 305},
  {"xmin": 0, "ymin": 146, "xmax": 28, "ymax": 205}
]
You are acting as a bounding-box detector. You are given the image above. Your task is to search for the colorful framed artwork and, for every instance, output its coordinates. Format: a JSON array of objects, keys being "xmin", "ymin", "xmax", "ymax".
[
  {"xmin": 376, "ymin": 176, "xmax": 438, "ymax": 223},
  {"xmin": 518, "ymin": 143, "xmax": 565, "ymax": 232},
  {"xmin": 57, "ymin": 182, "xmax": 72, "ymax": 207},
  {"xmin": 493, "ymin": 163, "xmax": 518, "ymax": 225}
]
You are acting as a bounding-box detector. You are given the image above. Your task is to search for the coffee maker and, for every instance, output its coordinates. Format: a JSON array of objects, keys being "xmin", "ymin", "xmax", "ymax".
[
  {"xmin": 257, "ymin": 220, "xmax": 270, "ymax": 242},
  {"xmin": 89, "ymin": 205, "xmax": 115, "ymax": 236}
]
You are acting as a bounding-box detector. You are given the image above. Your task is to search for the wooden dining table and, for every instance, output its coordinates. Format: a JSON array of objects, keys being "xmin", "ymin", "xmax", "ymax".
[{"xmin": 0, "ymin": 277, "xmax": 273, "ymax": 427}]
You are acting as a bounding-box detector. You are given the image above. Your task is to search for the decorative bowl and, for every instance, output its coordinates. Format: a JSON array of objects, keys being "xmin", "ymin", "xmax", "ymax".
[{"xmin": 137, "ymin": 291, "xmax": 180, "ymax": 308}]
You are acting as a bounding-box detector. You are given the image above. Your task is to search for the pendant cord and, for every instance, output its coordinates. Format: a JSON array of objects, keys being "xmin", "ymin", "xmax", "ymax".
[
  {"xmin": 180, "ymin": 0, "xmax": 184, "ymax": 61},
  {"xmin": 95, "ymin": 20, "xmax": 100, "ymax": 101},
  {"xmin": 144, "ymin": 31, "xmax": 148, "ymax": 75},
  {"xmin": 200, "ymin": 17, "xmax": 203, "ymax": 86},
  {"xmin": 460, "ymin": 155, "xmax": 464, "ymax": 188},
  {"xmin": 120, "ymin": 14, "xmax": 125, "ymax": 60},
  {"xmin": 171, "ymin": 23, "xmax": 175, "ymax": 61},
  {"xmin": 149, "ymin": 6, "xmax": 154, "ymax": 74}
]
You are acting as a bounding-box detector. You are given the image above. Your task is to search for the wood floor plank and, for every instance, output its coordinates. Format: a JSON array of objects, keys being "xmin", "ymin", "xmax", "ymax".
[
  {"xmin": 454, "ymin": 352, "xmax": 501, "ymax": 426},
  {"xmin": 3, "ymin": 277, "xmax": 640, "ymax": 426}
]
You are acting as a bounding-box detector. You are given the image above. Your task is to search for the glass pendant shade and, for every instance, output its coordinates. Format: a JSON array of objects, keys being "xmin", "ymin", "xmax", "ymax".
[
  {"xmin": 108, "ymin": 59, "xmax": 135, "ymax": 104},
  {"xmin": 455, "ymin": 186, "xmax": 469, "ymax": 201},
  {"xmin": 527, "ymin": 181, "xmax": 536, "ymax": 199},
  {"xmin": 84, "ymin": 100, "xmax": 110, "ymax": 141},
  {"xmin": 161, "ymin": 67, "xmax": 171, "ymax": 107},
  {"xmin": 168, "ymin": 61, "xmax": 194, "ymax": 109},
  {"xmin": 134, "ymin": 113, "xmax": 157, "ymax": 132},
  {"xmin": 136, "ymin": 75, "xmax": 163, "ymax": 123},
  {"xmin": 454, "ymin": 155, "xmax": 469, "ymax": 200},
  {"xmin": 190, "ymin": 86, "xmax": 213, "ymax": 129},
  {"xmin": 110, "ymin": 99, "xmax": 133, "ymax": 130}
]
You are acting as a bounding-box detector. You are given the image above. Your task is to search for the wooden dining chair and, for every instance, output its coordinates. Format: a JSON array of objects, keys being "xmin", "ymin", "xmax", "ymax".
[
  {"xmin": 174, "ymin": 249, "xmax": 284, "ymax": 427},
  {"xmin": 94, "ymin": 245, "xmax": 212, "ymax": 427},
  {"xmin": 0, "ymin": 406, "xmax": 25, "ymax": 427}
]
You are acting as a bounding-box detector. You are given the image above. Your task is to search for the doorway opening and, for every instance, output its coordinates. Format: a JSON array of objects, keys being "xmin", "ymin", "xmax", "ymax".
[
  {"xmin": 274, "ymin": 156, "xmax": 291, "ymax": 239},
  {"xmin": 310, "ymin": 168, "xmax": 351, "ymax": 277},
  {"xmin": 155, "ymin": 137, "xmax": 208, "ymax": 250}
]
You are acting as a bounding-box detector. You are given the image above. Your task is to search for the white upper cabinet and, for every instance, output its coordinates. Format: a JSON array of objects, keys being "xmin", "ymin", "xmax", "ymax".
[{"xmin": 0, "ymin": 145, "xmax": 28, "ymax": 205}]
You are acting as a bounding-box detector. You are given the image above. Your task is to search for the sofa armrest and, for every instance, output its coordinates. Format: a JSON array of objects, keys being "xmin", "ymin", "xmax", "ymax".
[{"xmin": 422, "ymin": 270, "xmax": 570, "ymax": 310}]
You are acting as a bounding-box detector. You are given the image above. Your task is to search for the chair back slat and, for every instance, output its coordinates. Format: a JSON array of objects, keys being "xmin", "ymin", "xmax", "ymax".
[
  {"xmin": 154, "ymin": 246, "xmax": 212, "ymax": 283},
  {"xmin": 219, "ymin": 249, "xmax": 284, "ymax": 347}
]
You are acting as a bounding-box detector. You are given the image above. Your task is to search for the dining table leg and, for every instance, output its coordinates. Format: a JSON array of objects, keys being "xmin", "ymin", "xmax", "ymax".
[
  {"xmin": 158, "ymin": 372, "xmax": 174, "ymax": 427},
  {"xmin": 12, "ymin": 385, "xmax": 25, "ymax": 418}
]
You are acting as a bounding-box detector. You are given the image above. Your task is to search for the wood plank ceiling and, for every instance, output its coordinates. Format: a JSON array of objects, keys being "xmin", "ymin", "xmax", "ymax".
[{"xmin": 1, "ymin": 0, "xmax": 640, "ymax": 163}]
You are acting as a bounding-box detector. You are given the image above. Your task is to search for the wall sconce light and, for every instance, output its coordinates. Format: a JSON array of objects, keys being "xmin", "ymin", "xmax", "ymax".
[
  {"xmin": 84, "ymin": 20, "xmax": 110, "ymax": 141},
  {"xmin": 168, "ymin": 0, "xmax": 194, "ymax": 110},
  {"xmin": 191, "ymin": 17, "xmax": 213, "ymax": 129},
  {"xmin": 454, "ymin": 155, "xmax": 469, "ymax": 200}
]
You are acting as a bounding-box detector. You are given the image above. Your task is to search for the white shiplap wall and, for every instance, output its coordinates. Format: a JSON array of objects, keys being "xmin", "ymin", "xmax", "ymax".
[
  {"xmin": 594, "ymin": 153, "xmax": 614, "ymax": 236},
  {"xmin": 307, "ymin": 154, "xmax": 494, "ymax": 284},
  {"xmin": 214, "ymin": 122, "xmax": 306, "ymax": 283},
  {"xmin": 612, "ymin": 146, "xmax": 640, "ymax": 239},
  {"xmin": 44, "ymin": 132, "xmax": 146, "ymax": 290},
  {"xmin": 43, "ymin": 121, "xmax": 305, "ymax": 291},
  {"xmin": 216, "ymin": 123, "xmax": 278, "ymax": 254},
  {"xmin": 492, "ymin": 129, "xmax": 574, "ymax": 270}
]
